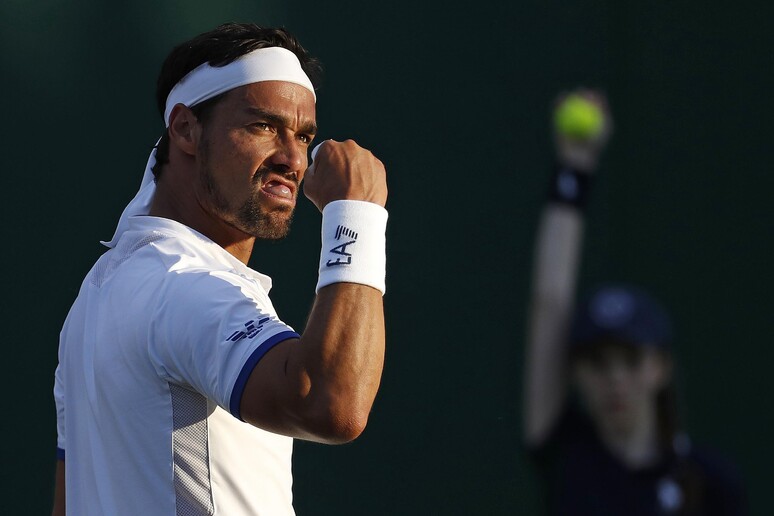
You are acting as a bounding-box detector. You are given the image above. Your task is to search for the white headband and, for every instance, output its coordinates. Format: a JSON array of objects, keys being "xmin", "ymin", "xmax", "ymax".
[
  {"xmin": 164, "ymin": 46, "xmax": 315, "ymax": 124},
  {"xmin": 102, "ymin": 46, "xmax": 316, "ymax": 248}
]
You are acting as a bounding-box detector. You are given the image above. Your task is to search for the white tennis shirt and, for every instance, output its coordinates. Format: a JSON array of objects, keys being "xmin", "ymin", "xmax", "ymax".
[{"xmin": 54, "ymin": 216, "xmax": 299, "ymax": 515}]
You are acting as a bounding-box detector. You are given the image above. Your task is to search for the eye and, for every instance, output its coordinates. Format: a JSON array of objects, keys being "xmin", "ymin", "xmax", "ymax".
[
  {"xmin": 298, "ymin": 134, "xmax": 312, "ymax": 144},
  {"xmin": 253, "ymin": 122, "xmax": 273, "ymax": 132}
]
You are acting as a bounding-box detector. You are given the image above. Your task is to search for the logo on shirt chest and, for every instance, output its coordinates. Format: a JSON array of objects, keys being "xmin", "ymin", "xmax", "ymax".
[{"xmin": 226, "ymin": 317, "xmax": 271, "ymax": 342}]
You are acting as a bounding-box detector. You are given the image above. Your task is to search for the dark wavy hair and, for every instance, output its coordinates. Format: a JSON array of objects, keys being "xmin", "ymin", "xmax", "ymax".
[{"xmin": 151, "ymin": 23, "xmax": 322, "ymax": 178}]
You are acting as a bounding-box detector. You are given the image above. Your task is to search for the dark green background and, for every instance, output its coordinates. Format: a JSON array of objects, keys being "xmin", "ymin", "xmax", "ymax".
[{"xmin": 2, "ymin": 1, "xmax": 771, "ymax": 513}]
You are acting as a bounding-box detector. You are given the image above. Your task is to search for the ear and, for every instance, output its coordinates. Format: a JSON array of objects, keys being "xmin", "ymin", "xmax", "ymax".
[{"xmin": 167, "ymin": 103, "xmax": 199, "ymax": 157}]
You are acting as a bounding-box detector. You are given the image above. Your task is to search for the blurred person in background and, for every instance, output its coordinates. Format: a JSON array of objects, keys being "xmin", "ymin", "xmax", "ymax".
[{"xmin": 522, "ymin": 90, "xmax": 746, "ymax": 515}]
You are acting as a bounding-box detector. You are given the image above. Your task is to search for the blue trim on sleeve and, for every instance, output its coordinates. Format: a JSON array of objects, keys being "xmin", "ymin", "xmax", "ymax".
[
  {"xmin": 57, "ymin": 447, "xmax": 65, "ymax": 460},
  {"xmin": 229, "ymin": 330, "xmax": 299, "ymax": 421}
]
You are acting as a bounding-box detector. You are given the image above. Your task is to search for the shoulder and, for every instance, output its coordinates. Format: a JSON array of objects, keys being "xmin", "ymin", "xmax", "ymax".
[
  {"xmin": 148, "ymin": 242, "xmax": 280, "ymax": 336},
  {"xmin": 683, "ymin": 442, "xmax": 748, "ymax": 513},
  {"xmin": 117, "ymin": 224, "xmax": 268, "ymax": 299},
  {"xmin": 686, "ymin": 444, "xmax": 744, "ymax": 486}
]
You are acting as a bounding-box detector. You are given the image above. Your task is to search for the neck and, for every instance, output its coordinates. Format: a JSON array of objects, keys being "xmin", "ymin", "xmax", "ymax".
[
  {"xmin": 597, "ymin": 402, "xmax": 661, "ymax": 469},
  {"xmin": 149, "ymin": 171, "xmax": 255, "ymax": 265}
]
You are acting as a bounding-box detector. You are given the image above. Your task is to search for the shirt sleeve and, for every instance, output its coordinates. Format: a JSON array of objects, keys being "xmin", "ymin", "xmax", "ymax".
[{"xmin": 147, "ymin": 269, "xmax": 299, "ymax": 420}]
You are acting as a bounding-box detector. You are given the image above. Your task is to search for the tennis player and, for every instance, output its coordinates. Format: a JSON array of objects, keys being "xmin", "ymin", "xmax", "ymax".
[{"xmin": 53, "ymin": 23, "xmax": 388, "ymax": 515}]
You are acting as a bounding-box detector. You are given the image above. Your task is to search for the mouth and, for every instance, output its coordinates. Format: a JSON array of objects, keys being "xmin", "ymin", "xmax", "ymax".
[
  {"xmin": 259, "ymin": 175, "xmax": 297, "ymax": 204},
  {"xmin": 604, "ymin": 396, "xmax": 629, "ymax": 413}
]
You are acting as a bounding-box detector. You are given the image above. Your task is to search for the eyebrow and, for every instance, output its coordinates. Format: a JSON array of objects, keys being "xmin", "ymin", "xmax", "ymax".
[{"xmin": 243, "ymin": 107, "xmax": 317, "ymax": 135}]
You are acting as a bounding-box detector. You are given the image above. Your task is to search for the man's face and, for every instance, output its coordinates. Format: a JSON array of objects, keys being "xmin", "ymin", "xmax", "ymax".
[{"xmin": 195, "ymin": 81, "xmax": 317, "ymax": 240}]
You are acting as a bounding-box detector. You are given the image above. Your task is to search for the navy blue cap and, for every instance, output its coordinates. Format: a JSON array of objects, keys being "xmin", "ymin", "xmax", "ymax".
[{"xmin": 571, "ymin": 284, "xmax": 673, "ymax": 349}]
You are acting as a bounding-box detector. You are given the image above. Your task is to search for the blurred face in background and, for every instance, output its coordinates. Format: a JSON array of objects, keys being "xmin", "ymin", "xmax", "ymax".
[{"xmin": 572, "ymin": 341, "xmax": 671, "ymax": 436}]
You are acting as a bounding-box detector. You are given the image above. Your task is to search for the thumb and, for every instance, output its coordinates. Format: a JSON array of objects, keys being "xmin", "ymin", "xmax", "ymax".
[{"xmin": 306, "ymin": 140, "xmax": 329, "ymax": 178}]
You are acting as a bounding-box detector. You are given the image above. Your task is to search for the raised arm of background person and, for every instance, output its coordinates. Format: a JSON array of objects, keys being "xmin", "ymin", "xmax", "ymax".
[
  {"xmin": 241, "ymin": 139, "xmax": 387, "ymax": 445},
  {"xmin": 523, "ymin": 91, "xmax": 611, "ymax": 447},
  {"xmin": 523, "ymin": 204, "xmax": 585, "ymax": 447}
]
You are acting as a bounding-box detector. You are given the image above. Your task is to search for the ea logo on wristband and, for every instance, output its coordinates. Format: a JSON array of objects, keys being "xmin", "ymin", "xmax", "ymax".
[{"xmin": 326, "ymin": 225, "xmax": 358, "ymax": 267}]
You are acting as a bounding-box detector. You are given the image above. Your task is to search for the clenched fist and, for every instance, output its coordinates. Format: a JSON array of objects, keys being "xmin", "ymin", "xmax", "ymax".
[{"xmin": 303, "ymin": 140, "xmax": 388, "ymax": 212}]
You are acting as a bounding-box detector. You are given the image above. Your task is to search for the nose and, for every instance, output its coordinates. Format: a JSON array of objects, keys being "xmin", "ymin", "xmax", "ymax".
[
  {"xmin": 268, "ymin": 134, "xmax": 306, "ymax": 175},
  {"xmin": 604, "ymin": 358, "xmax": 631, "ymax": 387}
]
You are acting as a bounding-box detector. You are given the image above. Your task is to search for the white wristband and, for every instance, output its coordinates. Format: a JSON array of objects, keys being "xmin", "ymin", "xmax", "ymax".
[{"xmin": 316, "ymin": 200, "xmax": 388, "ymax": 294}]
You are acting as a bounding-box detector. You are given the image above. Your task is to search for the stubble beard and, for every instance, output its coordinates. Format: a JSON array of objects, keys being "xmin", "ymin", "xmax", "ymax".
[
  {"xmin": 233, "ymin": 188, "xmax": 294, "ymax": 240},
  {"xmin": 199, "ymin": 137, "xmax": 295, "ymax": 240}
]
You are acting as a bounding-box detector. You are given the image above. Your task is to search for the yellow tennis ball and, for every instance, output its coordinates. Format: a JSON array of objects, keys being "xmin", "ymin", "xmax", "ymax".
[{"xmin": 554, "ymin": 95, "xmax": 604, "ymax": 140}]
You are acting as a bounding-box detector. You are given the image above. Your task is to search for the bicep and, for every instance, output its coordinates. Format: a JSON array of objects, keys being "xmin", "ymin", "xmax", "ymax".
[
  {"xmin": 239, "ymin": 283, "xmax": 386, "ymax": 444},
  {"xmin": 237, "ymin": 336, "xmax": 309, "ymax": 438}
]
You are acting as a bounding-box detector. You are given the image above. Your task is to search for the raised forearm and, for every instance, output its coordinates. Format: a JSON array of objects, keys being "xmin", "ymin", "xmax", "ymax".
[
  {"xmin": 524, "ymin": 205, "xmax": 585, "ymax": 444},
  {"xmin": 523, "ymin": 90, "xmax": 611, "ymax": 446}
]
